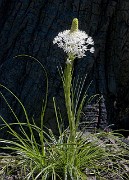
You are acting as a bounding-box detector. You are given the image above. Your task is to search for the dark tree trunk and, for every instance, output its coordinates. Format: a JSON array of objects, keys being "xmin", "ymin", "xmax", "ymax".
[{"xmin": 0, "ymin": 0, "xmax": 129, "ymax": 138}]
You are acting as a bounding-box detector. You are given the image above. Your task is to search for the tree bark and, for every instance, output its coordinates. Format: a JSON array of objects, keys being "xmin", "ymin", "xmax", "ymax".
[{"xmin": 0, "ymin": 0, "xmax": 129, "ymax": 138}]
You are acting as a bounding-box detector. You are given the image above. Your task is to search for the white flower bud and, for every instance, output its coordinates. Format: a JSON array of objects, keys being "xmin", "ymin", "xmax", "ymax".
[
  {"xmin": 66, "ymin": 58, "xmax": 72, "ymax": 64},
  {"xmin": 90, "ymin": 47, "xmax": 95, "ymax": 53}
]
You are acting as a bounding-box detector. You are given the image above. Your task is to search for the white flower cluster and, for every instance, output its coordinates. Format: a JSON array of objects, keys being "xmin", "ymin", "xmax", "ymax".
[{"xmin": 53, "ymin": 30, "xmax": 95, "ymax": 59}]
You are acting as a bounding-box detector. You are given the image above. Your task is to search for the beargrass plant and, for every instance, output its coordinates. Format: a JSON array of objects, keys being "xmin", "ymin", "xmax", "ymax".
[
  {"xmin": 0, "ymin": 18, "xmax": 129, "ymax": 180},
  {"xmin": 53, "ymin": 18, "xmax": 95, "ymax": 143}
]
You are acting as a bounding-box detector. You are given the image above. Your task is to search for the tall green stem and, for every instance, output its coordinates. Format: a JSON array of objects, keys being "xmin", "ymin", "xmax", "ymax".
[
  {"xmin": 64, "ymin": 55, "xmax": 75, "ymax": 143},
  {"xmin": 63, "ymin": 18, "xmax": 79, "ymax": 143},
  {"xmin": 63, "ymin": 55, "xmax": 77, "ymax": 178}
]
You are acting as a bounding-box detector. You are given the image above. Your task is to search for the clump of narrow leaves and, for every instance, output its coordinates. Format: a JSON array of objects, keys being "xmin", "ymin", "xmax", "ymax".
[{"xmin": 0, "ymin": 117, "xmax": 129, "ymax": 180}]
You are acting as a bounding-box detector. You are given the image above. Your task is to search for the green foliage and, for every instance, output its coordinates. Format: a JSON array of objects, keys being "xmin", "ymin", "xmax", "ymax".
[{"xmin": 0, "ymin": 64, "xmax": 129, "ymax": 179}]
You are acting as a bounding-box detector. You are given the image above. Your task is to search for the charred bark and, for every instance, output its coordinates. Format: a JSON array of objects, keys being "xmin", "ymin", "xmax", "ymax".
[{"xmin": 0, "ymin": 0, "xmax": 129, "ymax": 138}]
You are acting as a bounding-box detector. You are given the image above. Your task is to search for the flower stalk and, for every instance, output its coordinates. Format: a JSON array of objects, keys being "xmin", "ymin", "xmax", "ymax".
[
  {"xmin": 64, "ymin": 54, "xmax": 75, "ymax": 143},
  {"xmin": 53, "ymin": 18, "xmax": 95, "ymax": 144},
  {"xmin": 63, "ymin": 19, "xmax": 79, "ymax": 143}
]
